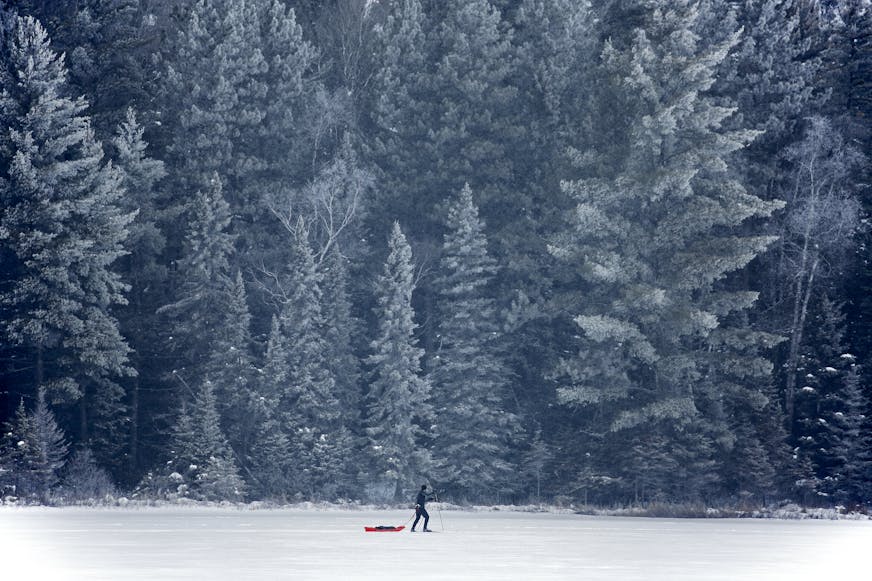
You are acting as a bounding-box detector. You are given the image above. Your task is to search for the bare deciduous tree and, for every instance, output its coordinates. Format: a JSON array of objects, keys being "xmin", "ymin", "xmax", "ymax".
[
  {"xmin": 317, "ymin": 0, "xmax": 380, "ymax": 98},
  {"xmin": 779, "ymin": 116, "xmax": 864, "ymax": 428},
  {"xmin": 267, "ymin": 138, "xmax": 371, "ymax": 266}
]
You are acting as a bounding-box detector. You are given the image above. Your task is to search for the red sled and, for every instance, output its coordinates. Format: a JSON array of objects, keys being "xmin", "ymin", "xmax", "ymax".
[{"xmin": 364, "ymin": 525, "xmax": 406, "ymax": 532}]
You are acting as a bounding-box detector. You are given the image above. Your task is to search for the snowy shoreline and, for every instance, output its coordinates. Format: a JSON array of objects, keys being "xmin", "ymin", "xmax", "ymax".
[{"xmin": 3, "ymin": 499, "xmax": 869, "ymax": 521}]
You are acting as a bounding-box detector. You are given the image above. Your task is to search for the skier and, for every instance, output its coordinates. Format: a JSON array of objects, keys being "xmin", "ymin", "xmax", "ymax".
[{"xmin": 411, "ymin": 484, "xmax": 435, "ymax": 532}]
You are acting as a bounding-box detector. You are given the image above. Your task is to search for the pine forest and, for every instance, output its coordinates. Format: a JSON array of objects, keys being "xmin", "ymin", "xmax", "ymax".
[{"xmin": 1, "ymin": 0, "xmax": 871, "ymax": 511}]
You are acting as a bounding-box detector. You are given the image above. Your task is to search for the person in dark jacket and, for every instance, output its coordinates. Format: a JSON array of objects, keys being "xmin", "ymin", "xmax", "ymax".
[{"xmin": 411, "ymin": 484, "xmax": 435, "ymax": 532}]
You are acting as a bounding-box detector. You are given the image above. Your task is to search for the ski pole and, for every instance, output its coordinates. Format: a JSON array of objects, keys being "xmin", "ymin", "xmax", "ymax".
[{"xmin": 434, "ymin": 489, "xmax": 445, "ymax": 532}]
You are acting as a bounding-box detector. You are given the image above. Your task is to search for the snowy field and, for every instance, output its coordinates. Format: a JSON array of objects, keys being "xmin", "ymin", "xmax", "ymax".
[{"xmin": 1, "ymin": 506, "xmax": 870, "ymax": 580}]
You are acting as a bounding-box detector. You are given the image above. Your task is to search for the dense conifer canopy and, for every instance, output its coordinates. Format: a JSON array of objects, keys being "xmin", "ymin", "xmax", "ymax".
[{"xmin": 1, "ymin": 0, "xmax": 870, "ymax": 507}]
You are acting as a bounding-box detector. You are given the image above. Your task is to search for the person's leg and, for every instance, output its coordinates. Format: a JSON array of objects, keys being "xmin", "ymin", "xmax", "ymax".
[
  {"xmin": 422, "ymin": 508, "xmax": 430, "ymax": 530},
  {"xmin": 412, "ymin": 508, "xmax": 421, "ymax": 531}
]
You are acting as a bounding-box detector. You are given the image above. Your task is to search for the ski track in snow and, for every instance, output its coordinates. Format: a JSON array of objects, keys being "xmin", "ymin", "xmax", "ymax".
[{"xmin": 1, "ymin": 507, "xmax": 869, "ymax": 580}]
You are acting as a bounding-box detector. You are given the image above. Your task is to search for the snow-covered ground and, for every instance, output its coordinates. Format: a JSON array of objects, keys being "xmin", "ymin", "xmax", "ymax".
[{"xmin": 1, "ymin": 506, "xmax": 869, "ymax": 580}]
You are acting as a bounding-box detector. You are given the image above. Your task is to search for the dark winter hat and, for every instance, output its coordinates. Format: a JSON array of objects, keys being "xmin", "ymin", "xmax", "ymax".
[{"xmin": 421, "ymin": 484, "xmax": 427, "ymax": 490}]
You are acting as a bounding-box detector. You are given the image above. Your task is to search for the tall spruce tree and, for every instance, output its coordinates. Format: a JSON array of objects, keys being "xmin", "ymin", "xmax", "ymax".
[
  {"xmin": 430, "ymin": 185, "xmax": 520, "ymax": 500},
  {"xmin": 159, "ymin": 175, "xmax": 236, "ymax": 385},
  {"xmin": 208, "ymin": 270, "xmax": 258, "ymax": 465},
  {"xmin": 321, "ymin": 246, "xmax": 364, "ymax": 439},
  {"xmin": 111, "ymin": 107, "xmax": 169, "ymax": 479},
  {"xmin": 550, "ymin": 0, "xmax": 784, "ymax": 501},
  {"xmin": 249, "ymin": 315, "xmax": 293, "ymax": 500},
  {"xmin": 0, "ymin": 15, "xmax": 134, "ymax": 466},
  {"xmin": 269, "ymin": 224, "xmax": 353, "ymax": 499},
  {"xmin": 157, "ymin": 380, "xmax": 246, "ymax": 501},
  {"xmin": 189, "ymin": 379, "xmax": 246, "ymax": 501},
  {"xmin": 795, "ymin": 295, "xmax": 870, "ymax": 504},
  {"xmin": 27, "ymin": 392, "xmax": 70, "ymax": 504},
  {"xmin": 367, "ymin": 0, "xmax": 524, "ymax": 370},
  {"xmin": 364, "ymin": 222, "xmax": 432, "ymax": 500}
]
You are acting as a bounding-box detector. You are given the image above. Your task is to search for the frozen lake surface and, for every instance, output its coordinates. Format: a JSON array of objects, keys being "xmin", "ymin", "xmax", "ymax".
[{"xmin": 1, "ymin": 506, "xmax": 869, "ymax": 580}]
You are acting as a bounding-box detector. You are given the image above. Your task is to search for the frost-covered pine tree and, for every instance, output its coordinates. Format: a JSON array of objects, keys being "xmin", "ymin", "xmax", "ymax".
[
  {"xmin": 0, "ymin": 14, "xmax": 134, "ymax": 465},
  {"xmin": 511, "ymin": 0, "xmax": 596, "ymax": 226},
  {"xmin": 159, "ymin": 176, "xmax": 236, "ymax": 385},
  {"xmin": 364, "ymin": 222, "xmax": 432, "ymax": 500},
  {"xmin": 210, "ymin": 271, "xmax": 258, "ymax": 464},
  {"xmin": 27, "ymin": 392, "xmax": 70, "ymax": 504},
  {"xmin": 836, "ymin": 365, "xmax": 872, "ymax": 506},
  {"xmin": 795, "ymin": 295, "xmax": 870, "ymax": 504},
  {"xmin": 428, "ymin": 0, "xmax": 519, "ymax": 238},
  {"xmin": 157, "ymin": 380, "xmax": 246, "ymax": 502},
  {"xmin": 430, "ymin": 185, "xmax": 520, "ymax": 500},
  {"xmin": 550, "ymin": 0, "xmax": 784, "ymax": 500},
  {"xmin": 249, "ymin": 315, "xmax": 294, "ymax": 500},
  {"xmin": 111, "ymin": 106, "xmax": 168, "ymax": 475},
  {"xmin": 712, "ymin": 0, "xmax": 823, "ymax": 200},
  {"xmin": 111, "ymin": 106, "xmax": 168, "ymax": 296},
  {"xmin": 160, "ymin": 176, "xmax": 261, "ymax": 473},
  {"xmin": 163, "ymin": 0, "xmax": 265, "ymax": 196},
  {"xmin": 11, "ymin": 0, "xmax": 147, "ymax": 136},
  {"xmin": 368, "ymin": 0, "xmax": 430, "ymax": 238},
  {"xmin": 321, "ymin": 246, "xmax": 364, "ymax": 439},
  {"xmin": 270, "ymin": 225, "xmax": 352, "ymax": 499},
  {"xmin": 2, "ymin": 392, "xmax": 70, "ymax": 504},
  {"xmin": 162, "ymin": 0, "xmax": 318, "ymax": 256},
  {"xmin": 371, "ymin": 0, "xmax": 522, "ymax": 263},
  {"xmin": 190, "ymin": 380, "xmax": 246, "ymax": 502}
]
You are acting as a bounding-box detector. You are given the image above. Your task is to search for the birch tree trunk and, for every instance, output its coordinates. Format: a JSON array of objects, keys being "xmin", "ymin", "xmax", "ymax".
[{"xmin": 784, "ymin": 255, "xmax": 820, "ymax": 430}]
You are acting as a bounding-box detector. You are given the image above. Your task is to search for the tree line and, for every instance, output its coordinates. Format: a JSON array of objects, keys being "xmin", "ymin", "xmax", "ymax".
[{"xmin": 1, "ymin": 0, "xmax": 870, "ymax": 508}]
